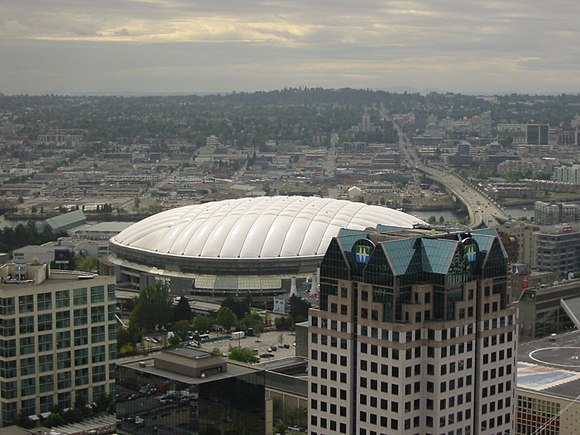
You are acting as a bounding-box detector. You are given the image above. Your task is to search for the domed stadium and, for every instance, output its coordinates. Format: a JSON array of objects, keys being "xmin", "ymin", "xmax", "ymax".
[{"xmin": 108, "ymin": 196, "xmax": 424, "ymax": 298}]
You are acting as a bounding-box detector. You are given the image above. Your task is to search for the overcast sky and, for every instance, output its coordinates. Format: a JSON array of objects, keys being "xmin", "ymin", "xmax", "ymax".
[{"xmin": 1, "ymin": 1, "xmax": 578, "ymax": 95}]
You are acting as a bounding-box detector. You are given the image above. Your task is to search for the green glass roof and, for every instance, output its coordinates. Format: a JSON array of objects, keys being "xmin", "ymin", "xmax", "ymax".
[
  {"xmin": 382, "ymin": 238, "xmax": 420, "ymax": 275},
  {"xmin": 336, "ymin": 229, "xmax": 370, "ymax": 255},
  {"xmin": 420, "ymin": 238, "xmax": 459, "ymax": 274},
  {"xmin": 376, "ymin": 224, "xmax": 408, "ymax": 233}
]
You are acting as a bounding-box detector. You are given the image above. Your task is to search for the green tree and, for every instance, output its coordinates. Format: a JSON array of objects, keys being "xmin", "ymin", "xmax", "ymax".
[
  {"xmin": 217, "ymin": 306, "xmax": 237, "ymax": 332},
  {"xmin": 174, "ymin": 296, "xmax": 193, "ymax": 322},
  {"xmin": 132, "ymin": 283, "xmax": 173, "ymax": 331},
  {"xmin": 74, "ymin": 396, "xmax": 92, "ymax": 417},
  {"xmin": 44, "ymin": 412, "xmax": 65, "ymax": 428},
  {"xmin": 239, "ymin": 311, "xmax": 265, "ymax": 334},
  {"xmin": 192, "ymin": 314, "xmax": 215, "ymax": 335},
  {"xmin": 128, "ymin": 307, "xmax": 143, "ymax": 342},
  {"xmin": 274, "ymin": 420, "xmax": 287, "ymax": 435},
  {"xmin": 275, "ymin": 316, "xmax": 294, "ymax": 331},
  {"xmin": 74, "ymin": 255, "xmax": 99, "ymax": 272},
  {"xmin": 63, "ymin": 407, "xmax": 83, "ymax": 424},
  {"xmin": 221, "ymin": 296, "xmax": 250, "ymax": 318},
  {"xmin": 117, "ymin": 326, "xmax": 131, "ymax": 349},
  {"xmin": 228, "ymin": 346, "xmax": 259, "ymax": 364},
  {"xmin": 288, "ymin": 295, "xmax": 310, "ymax": 323},
  {"xmin": 168, "ymin": 334, "xmax": 182, "ymax": 347},
  {"xmin": 174, "ymin": 319, "xmax": 191, "ymax": 341},
  {"xmin": 119, "ymin": 343, "xmax": 137, "ymax": 357},
  {"xmin": 15, "ymin": 409, "xmax": 34, "ymax": 429},
  {"xmin": 96, "ymin": 392, "xmax": 112, "ymax": 412},
  {"xmin": 202, "ymin": 424, "xmax": 222, "ymax": 435}
]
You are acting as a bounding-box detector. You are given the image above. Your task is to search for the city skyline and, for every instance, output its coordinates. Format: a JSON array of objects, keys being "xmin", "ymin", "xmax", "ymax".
[{"xmin": 1, "ymin": 1, "xmax": 579, "ymax": 95}]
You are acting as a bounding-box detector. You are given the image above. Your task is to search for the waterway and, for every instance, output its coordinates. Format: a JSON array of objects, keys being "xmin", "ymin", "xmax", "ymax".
[{"xmin": 412, "ymin": 205, "xmax": 534, "ymax": 225}]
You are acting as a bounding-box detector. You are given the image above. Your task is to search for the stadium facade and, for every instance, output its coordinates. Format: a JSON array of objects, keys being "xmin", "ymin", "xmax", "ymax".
[{"xmin": 108, "ymin": 196, "xmax": 424, "ymax": 298}]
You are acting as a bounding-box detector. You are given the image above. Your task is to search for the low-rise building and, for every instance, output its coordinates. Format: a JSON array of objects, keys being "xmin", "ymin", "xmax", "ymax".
[
  {"xmin": 517, "ymin": 331, "xmax": 580, "ymax": 435},
  {"xmin": 116, "ymin": 348, "xmax": 270, "ymax": 434}
]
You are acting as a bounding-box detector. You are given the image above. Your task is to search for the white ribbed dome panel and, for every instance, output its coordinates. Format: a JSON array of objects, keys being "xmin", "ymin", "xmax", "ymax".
[{"xmin": 111, "ymin": 196, "xmax": 424, "ymax": 259}]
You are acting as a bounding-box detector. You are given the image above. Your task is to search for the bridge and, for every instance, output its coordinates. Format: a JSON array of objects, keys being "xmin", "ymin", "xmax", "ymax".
[
  {"xmin": 393, "ymin": 121, "xmax": 510, "ymax": 228},
  {"xmin": 418, "ymin": 165, "xmax": 510, "ymax": 228}
]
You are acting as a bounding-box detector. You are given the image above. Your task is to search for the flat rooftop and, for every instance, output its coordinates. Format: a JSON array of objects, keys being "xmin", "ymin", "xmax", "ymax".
[
  {"xmin": 0, "ymin": 270, "xmax": 113, "ymax": 292},
  {"xmin": 120, "ymin": 351, "xmax": 261, "ymax": 385},
  {"xmin": 517, "ymin": 330, "xmax": 580, "ymax": 400}
]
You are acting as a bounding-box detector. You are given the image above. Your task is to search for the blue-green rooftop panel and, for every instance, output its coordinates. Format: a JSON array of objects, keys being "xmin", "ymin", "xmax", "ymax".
[
  {"xmin": 336, "ymin": 230, "xmax": 370, "ymax": 254},
  {"xmin": 376, "ymin": 224, "xmax": 407, "ymax": 233},
  {"xmin": 471, "ymin": 228, "xmax": 497, "ymax": 237},
  {"xmin": 470, "ymin": 233, "xmax": 495, "ymax": 253},
  {"xmin": 337, "ymin": 228, "xmax": 369, "ymax": 238},
  {"xmin": 382, "ymin": 238, "xmax": 420, "ymax": 276},
  {"xmin": 472, "ymin": 228, "xmax": 498, "ymax": 237},
  {"xmin": 421, "ymin": 238, "xmax": 459, "ymax": 274}
]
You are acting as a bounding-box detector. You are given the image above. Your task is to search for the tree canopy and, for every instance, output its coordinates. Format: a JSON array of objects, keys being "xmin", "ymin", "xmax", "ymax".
[
  {"xmin": 174, "ymin": 319, "xmax": 191, "ymax": 341},
  {"xmin": 221, "ymin": 296, "xmax": 250, "ymax": 319},
  {"xmin": 174, "ymin": 296, "xmax": 193, "ymax": 322},
  {"xmin": 229, "ymin": 346, "xmax": 259, "ymax": 364},
  {"xmin": 288, "ymin": 295, "xmax": 310, "ymax": 323},
  {"xmin": 74, "ymin": 255, "xmax": 99, "ymax": 272},
  {"xmin": 130, "ymin": 283, "xmax": 173, "ymax": 331},
  {"xmin": 0, "ymin": 221, "xmax": 61, "ymax": 253},
  {"xmin": 192, "ymin": 314, "xmax": 215, "ymax": 335},
  {"xmin": 216, "ymin": 306, "xmax": 237, "ymax": 331}
]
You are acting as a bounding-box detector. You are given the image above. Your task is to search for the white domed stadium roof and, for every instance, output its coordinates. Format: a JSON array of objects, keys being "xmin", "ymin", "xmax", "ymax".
[{"xmin": 111, "ymin": 196, "xmax": 423, "ymax": 261}]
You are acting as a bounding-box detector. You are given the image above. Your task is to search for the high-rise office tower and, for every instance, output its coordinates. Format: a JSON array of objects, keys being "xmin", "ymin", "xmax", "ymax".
[
  {"xmin": 525, "ymin": 124, "xmax": 549, "ymax": 145},
  {"xmin": 308, "ymin": 226, "xmax": 517, "ymax": 435},
  {"xmin": 0, "ymin": 262, "xmax": 116, "ymax": 427}
]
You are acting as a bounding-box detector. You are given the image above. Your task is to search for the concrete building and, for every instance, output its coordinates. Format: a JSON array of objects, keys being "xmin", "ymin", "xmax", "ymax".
[
  {"xmin": 71, "ymin": 222, "xmax": 133, "ymax": 240},
  {"xmin": 534, "ymin": 223, "xmax": 580, "ymax": 274},
  {"xmin": 535, "ymin": 201, "xmax": 580, "ymax": 225},
  {"xmin": 12, "ymin": 238, "xmax": 113, "ymax": 267},
  {"xmin": 308, "ymin": 226, "xmax": 517, "ymax": 435},
  {"xmin": 0, "ymin": 263, "xmax": 116, "ymax": 427},
  {"xmin": 498, "ymin": 221, "xmax": 537, "ymax": 266},
  {"xmin": 517, "ymin": 278, "xmax": 580, "ymax": 340},
  {"xmin": 525, "ymin": 124, "xmax": 550, "ymax": 145},
  {"xmin": 553, "ymin": 164, "xmax": 580, "ymax": 184}
]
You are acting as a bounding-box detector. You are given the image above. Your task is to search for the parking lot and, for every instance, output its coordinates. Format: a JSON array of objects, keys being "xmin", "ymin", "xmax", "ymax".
[{"xmin": 199, "ymin": 330, "xmax": 298, "ymax": 362}]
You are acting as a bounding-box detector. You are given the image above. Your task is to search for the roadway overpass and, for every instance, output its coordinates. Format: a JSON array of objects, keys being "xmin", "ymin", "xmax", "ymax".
[
  {"xmin": 393, "ymin": 120, "xmax": 509, "ymax": 228},
  {"xmin": 418, "ymin": 165, "xmax": 510, "ymax": 228}
]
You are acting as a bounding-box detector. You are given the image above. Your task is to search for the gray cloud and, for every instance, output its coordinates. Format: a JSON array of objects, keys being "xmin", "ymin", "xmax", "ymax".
[{"xmin": 0, "ymin": 1, "xmax": 578, "ymax": 94}]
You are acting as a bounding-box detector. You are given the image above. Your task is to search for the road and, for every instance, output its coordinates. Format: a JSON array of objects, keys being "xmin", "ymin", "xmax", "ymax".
[
  {"xmin": 419, "ymin": 165, "xmax": 509, "ymax": 228},
  {"xmin": 394, "ymin": 121, "xmax": 509, "ymax": 228}
]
